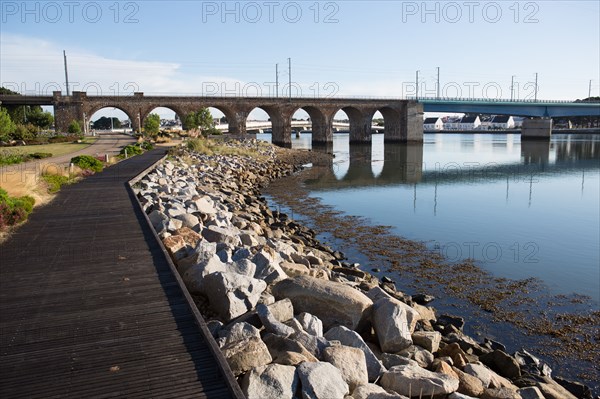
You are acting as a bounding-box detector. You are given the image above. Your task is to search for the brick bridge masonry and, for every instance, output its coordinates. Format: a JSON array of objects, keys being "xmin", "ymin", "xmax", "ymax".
[{"xmin": 44, "ymin": 91, "xmax": 424, "ymax": 145}]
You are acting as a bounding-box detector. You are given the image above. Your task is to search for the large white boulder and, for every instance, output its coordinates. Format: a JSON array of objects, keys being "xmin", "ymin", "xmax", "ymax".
[
  {"xmin": 372, "ymin": 297, "xmax": 414, "ymax": 353},
  {"xmin": 381, "ymin": 364, "xmax": 460, "ymax": 397},
  {"xmin": 297, "ymin": 361, "xmax": 349, "ymax": 399},
  {"xmin": 322, "ymin": 345, "xmax": 369, "ymax": 391},
  {"xmin": 202, "ymin": 272, "xmax": 267, "ymax": 321},
  {"xmin": 324, "ymin": 326, "xmax": 386, "ymax": 382},
  {"xmin": 272, "ymin": 275, "xmax": 373, "ymax": 331},
  {"xmin": 221, "ymin": 336, "xmax": 272, "ymax": 376},
  {"xmin": 241, "ymin": 364, "xmax": 299, "ymax": 399}
]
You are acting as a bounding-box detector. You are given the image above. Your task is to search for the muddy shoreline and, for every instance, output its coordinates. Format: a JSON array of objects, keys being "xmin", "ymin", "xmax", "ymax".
[{"xmin": 264, "ymin": 161, "xmax": 599, "ymax": 395}]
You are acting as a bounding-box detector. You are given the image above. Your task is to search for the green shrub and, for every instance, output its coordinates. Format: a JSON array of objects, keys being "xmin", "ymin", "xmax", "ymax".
[
  {"xmin": 120, "ymin": 144, "xmax": 143, "ymax": 156},
  {"xmin": 186, "ymin": 138, "xmax": 208, "ymax": 153},
  {"xmin": 0, "ymin": 188, "xmax": 35, "ymax": 229},
  {"xmin": 12, "ymin": 124, "xmax": 35, "ymax": 141},
  {"xmin": 139, "ymin": 141, "xmax": 154, "ymax": 151},
  {"xmin": 42, "ymin": 174, "xmax": 74, "ymax": 193},
  {"xmin": 71, "ymin": 155, "xmax": 103, "ymax": 172},
  {"xmin": 0, "ymin": 150, "xmax": 29, "ymax": 166},
  {"xmin": 30, "ymin": 152, "xmax": 53, "ymax": 159},
  {"xmin": 67, "ymin": 120, "xmax": 82, "ymax": 134}
]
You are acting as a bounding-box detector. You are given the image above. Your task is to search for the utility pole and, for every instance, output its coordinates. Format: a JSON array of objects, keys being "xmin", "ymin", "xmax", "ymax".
[
  {"xmin": 589, "ymin": 79, "xmax": 592, "ymax": 99},
  {"xmin": 275, "ymin": 63, "xmax": 279, "ymax": 98},
  {"xmin": 416, "ymin": 70, "xmax": 420, "ymax": 99},
  {"xmin": 534, "ymin": 72, "xmax": 538, "ymax": 101},
  {"xmin": 288, "ymin": 58, "xmax": 292, "ymax": 100},
  {"xmin": 63, "ymin": 50, "xmax": 70, "ymax": 96},
  {"xmin": 511, "ymin": 75, "xmax": 515, "ymax": 101},
  {"xmin": 436, "ymin": 67, "xmax": 440, "ymax": 99}
]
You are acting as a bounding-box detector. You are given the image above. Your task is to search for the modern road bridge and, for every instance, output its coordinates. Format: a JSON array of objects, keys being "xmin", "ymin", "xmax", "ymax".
[{"xmin": 419, "ymin": 98, "xmax": 600, "ymax": 118}]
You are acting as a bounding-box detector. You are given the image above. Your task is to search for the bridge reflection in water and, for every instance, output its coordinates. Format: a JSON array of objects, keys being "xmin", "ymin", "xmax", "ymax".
[{"xmin": 301, "ymin": 134, "xmax": 599, "ymax": 193}]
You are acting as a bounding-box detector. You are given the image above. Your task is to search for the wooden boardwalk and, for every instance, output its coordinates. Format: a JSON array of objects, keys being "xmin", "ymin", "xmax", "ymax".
[{"xmin": 0, "ymin": 150, "xmax": 243, "ymax": 399}]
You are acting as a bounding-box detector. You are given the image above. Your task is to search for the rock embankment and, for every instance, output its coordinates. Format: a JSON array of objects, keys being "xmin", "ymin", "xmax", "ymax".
[{"xmin": 134, "ymin": 139, "xmax": 590, "ymax": 399}]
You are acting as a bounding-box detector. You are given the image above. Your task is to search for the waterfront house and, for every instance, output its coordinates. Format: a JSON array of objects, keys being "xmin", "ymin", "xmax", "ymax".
[
  {"xmin": 490, "ymin": 115, "xmax": 515, "ymax": 129},
  {"xmin": 424, "ymin": 117, "xmax": 443, "ymax": 131},
  {"xmin": 458, "ymin": 115, "xmax": 481, "ymax": 130},
  {"xmin": 443, "ymin": 117, "xmax": 461, "ymax": 130}
]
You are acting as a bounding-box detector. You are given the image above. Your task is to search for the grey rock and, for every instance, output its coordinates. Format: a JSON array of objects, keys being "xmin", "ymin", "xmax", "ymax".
[
  {"xmin": 324, "ymin": 326, "xmax": 386, "ymax": 382},
  {"xmin": 202, "ymin": 272, "xmax": 267, "ymax": 322},
  {"xmin": 297, "ymin": 361, "xmax": 349, "ymax": 399},
  {"xmin": 262, "ymin": 333, "xmax": 318, "ymax": 366},
  {"xmin": 381, "ymin": 364, "xmax": 460, "ymax": 397},
  {"xmin": 222, "ymin": 321, "xmax": 261, "ymax": 345},
  {"xmin": 176, "ymin": 213, "xmax": 200, "ymax": 229},
  {"xmin": 322, "ymin": 345, "xmax": 369, "ymax": 391},
  {"xmin": 221, "ymin": 336, "xmax": 272, "ymax": 376},
  {"xmin": 352, "ymin": 384, "xmax": 409, "ymax": 399},
  {"xmin": 256, "ymin": 303, "xmax": 296, "ymax": 337},
  {"xmin": 518, "ymin": 387, "xmax": 545, "ymax": 399},
  {"xmin": 228, "ymin": 258, "xmax": 256, "ymax": 277},
  {"xmin": 273, "ymin": 276, "xmax": 373, "ymax": 331},
  {"xmin": 411, "ymin": 331, "xmax": 441, "ymax": 353},
  {"xmin": 267, "ymin": 298, "xmax": 294, "ymax": 322},
  {"xmin": 381, "ymin": 353, "xmax": 419, "ymax": 370},
  {"xmin": 397, "ymin": 345, "xmax": 434, "ymax": 368},
  {"xmin": 241, "ymin": 364, "xmax": 299, "ymax": 399},
  {"xmin": 252, "ymin": 247, "xmax": 288, "ymax": 283},
  {"xmin": 372, "ymin": 297, "xmax": 413, "ymax": 353},
  {"xmin": 296, "ymin": 312, "xmax": 324, "ymax": 337},
  {"xmin": 202, "ymin": 225, "xmax": 240, "ymax": 246}
]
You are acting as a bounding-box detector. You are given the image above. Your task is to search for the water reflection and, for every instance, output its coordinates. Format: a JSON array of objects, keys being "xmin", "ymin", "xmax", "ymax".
[{"xmin": 305, "ymin": 134, "xmax": 599, "ymax": 190}]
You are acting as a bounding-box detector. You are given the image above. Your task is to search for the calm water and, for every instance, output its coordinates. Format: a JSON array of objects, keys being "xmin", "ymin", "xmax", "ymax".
[{"xmin": 259, "ymin": 133, "xmax": 600, "ymax": 302}]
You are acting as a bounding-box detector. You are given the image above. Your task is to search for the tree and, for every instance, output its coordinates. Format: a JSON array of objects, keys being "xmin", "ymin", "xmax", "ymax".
[
  {"xmin": 0, "ymin": 108, "xmax": 16, "ymax": 138},
  {"xmin": 27, "ymin": 108, "xmax": 54, "ymax": 129},
  {"xmin": 68, "ymin": 120, "xmax": 82, "ymax": 134},
  {"xmin": 183, "ymin": 108, "xmax": 216, "ymax": 133},
  {"xmin": 92, "ymin": 116, "xmax": 121, "ymax": 130},
  {"xmin": 183, "ymin": 112, "xmax": 198, "ymax": 131},
  {"xmin": 143, "ymin": 113, "xmax": 160, "ymax": 138}
]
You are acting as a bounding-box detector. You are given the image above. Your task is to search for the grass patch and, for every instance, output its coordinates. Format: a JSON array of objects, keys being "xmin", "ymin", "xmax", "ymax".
[
  {"xmin": 185, "ymin": 138, "xmax": 262, "ymax": 158},
  {"xmin": 0, "ymin": 150, "xmax": 30, "ymax": 166},
  {"xmin": 0, "ymin": 138, "xmax": 98, "ymax": 167},
  {"xmin": 41, "ymin": 173, "xmax": 78, "ymax": 193}
]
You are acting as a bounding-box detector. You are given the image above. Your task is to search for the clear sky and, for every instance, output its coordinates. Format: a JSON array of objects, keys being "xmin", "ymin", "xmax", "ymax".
[{"xmin": 1, "ymin": 0, "xmax": 599, "ymax": 119}]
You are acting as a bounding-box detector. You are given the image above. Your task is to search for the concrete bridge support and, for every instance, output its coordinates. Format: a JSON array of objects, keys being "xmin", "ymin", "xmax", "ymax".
[{"xmin": 522, "ymin": 118, "xmax": 553, "ymax": 140}]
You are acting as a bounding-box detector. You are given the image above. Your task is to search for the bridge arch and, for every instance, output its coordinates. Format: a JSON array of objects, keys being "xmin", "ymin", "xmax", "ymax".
[
  {"xmin": 87, "ymin": 105, "xmax": 136, "ymax": 133},
  {"xmin": 291, "ymin": 106, "xmax": 331, "ymax": 144},
  {"xmin": 245, "ymin": 105, "xmax": 288, "ymax": 145},
  {"xmin": 139, "ymin": 105, "xmax": 187, "ymax": 130}
]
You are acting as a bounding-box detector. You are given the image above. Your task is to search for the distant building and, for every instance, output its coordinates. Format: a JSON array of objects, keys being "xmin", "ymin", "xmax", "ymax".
[
  {"xmin": 424, "ymin": 117, "xmax": 443, "ymax": 131},
  {"xmin": 490, "ymin": 115, "xmax": 515, "ymax": 129},
  {"xmin": 512, "ymin": 116, "xmax": 526, "ymax": 128},
  {"xmin": 443, "ymin": 116, "xmax": 462, "ymax": 130},
  {"xmin": 458, "ymin": 115, "xmax": 481, "ymax": 130}
]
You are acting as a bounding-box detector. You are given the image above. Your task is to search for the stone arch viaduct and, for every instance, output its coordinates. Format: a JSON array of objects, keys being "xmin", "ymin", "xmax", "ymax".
[{"xmin": 2, "ymin": 91, "xmax": 424, "ymax": 146}]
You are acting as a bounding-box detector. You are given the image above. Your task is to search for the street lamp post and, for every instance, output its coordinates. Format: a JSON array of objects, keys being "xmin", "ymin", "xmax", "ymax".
[
  {"xmin": 510, "ymin": 75, "xmax": 516, "ymax": 101},
  {"xmin": 416, "ymin": 70, "xmax": 420, "ymax": 99}
]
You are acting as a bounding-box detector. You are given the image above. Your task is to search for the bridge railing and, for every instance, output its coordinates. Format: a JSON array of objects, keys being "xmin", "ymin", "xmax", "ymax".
[{"xmin": 1, "ymin": 93, "xmax": 597, "ymax": 105}]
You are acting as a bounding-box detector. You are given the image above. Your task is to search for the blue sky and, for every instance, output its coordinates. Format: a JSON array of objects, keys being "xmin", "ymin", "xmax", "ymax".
[{"xmin": 1, "ymin": 1, "xmax": 599, "ymax": 119}]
